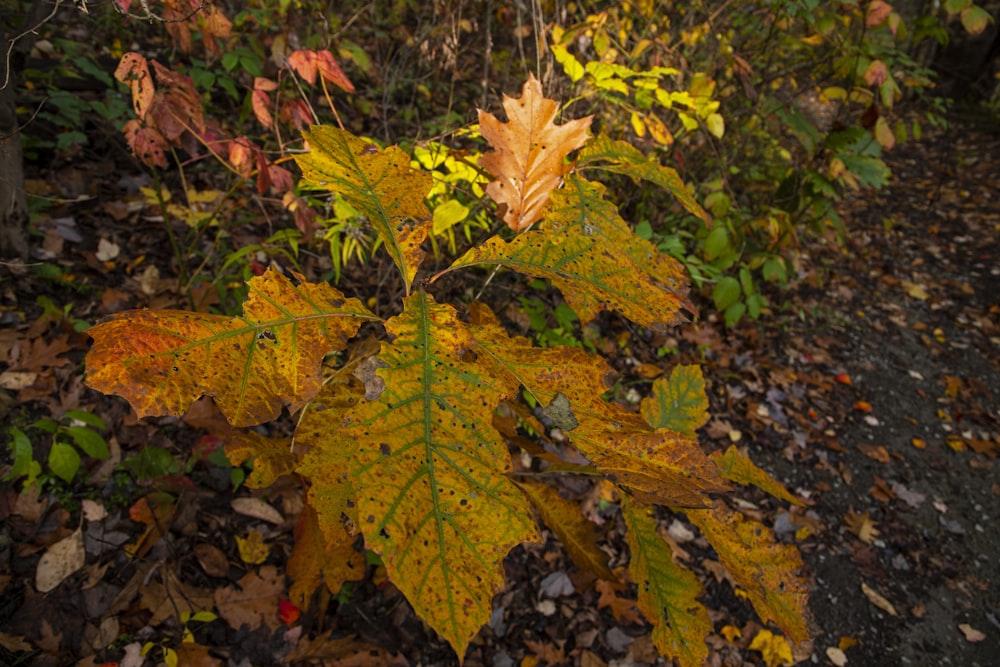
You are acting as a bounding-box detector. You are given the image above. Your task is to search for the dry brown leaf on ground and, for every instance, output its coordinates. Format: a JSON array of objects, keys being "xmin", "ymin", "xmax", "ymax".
[
  {"xmin": 214, "ymin": 565, "xmax": 285, "ymax": 631},
  {"xmin": 35, "ymin": 527, "xmax": 84, "ymax": 593}
]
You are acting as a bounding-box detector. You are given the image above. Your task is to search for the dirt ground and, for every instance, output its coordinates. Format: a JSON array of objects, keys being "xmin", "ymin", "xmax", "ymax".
[{"xmin": 1, "ymin": 113, "xmax": 998, "ymax": 667}]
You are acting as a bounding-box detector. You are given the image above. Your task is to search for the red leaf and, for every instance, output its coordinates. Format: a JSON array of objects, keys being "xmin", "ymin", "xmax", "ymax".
[
  {"xmin": 288, "ymin": 49, "xmax": 355, "ymax": 93},
  {"xmin": 278, "ymin": 599, "xmax": 300, "ymax": 625},
  {"xmin": 252, "ymin": 90, "xmax": 273, "ymax": 129},
  {"xmin": 267, "ymin": 165, "xmax": 294, "ymax": 195},
  {"xmin": 122, "ymin": 120, "xmax": 169, "ymax": 168},
  {"xmin": 834, "ymin": 373, "xmax": 852, "ymax": 385},
  {"xmin": 866, "ymin": 0, "xmax": 893, "ymax": 27},
  {"xmin": 280, "ymin": 99, "xmax": 314, "ymax": 130},
  {"xmin": 315, "ymin": 49, "xmax": 355, "ymax": 93}
]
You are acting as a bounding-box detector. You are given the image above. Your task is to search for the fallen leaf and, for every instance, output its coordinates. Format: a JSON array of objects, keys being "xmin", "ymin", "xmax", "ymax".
[
  {"xmin": 861, "ymin": 582, "xmax": 897, "ymax": 616},
  {"xmin": 958, "ymin": 623, "xmax": 986, "ymax": 642},
  {"xmin": 96, "ymin": 238, "xmax": 120, "ymax": 262},
  {"xmin": 194, "ymin": 543, "xmax": 230, "ymax": 577},
  {"xmin": 902, "ymin": 280, "xmax": 929, "ymax": 300},
  {"xmin": 231, "ymin": 497, "xmax": 284, "ymax": 525},
  {"xmin": 748, "ymin": 629, "xmax": 793, "ymax": 667},
  {"xmin": 857, "ymin": 444, "xmax": 890, "ymax": 463},
  {"xmin": 36, "ymin": 527, "xmax": 85, "ymax": 592},
  {"xmin": 595, "ymin": 579, "xmax": 643, "ymax": 625},
  {"xmin": 844, "ymin": 510, "xmax": 879, "ymax": 544},
  {"xmin": 279, "ymin": 599, "xmax": 300, "ymax": 625},
  {"xmin": 911, "ymin": 437, "xmax": 927, "ymax": 450},
  {"xmin": 214, "ymin": 565, "xmax": 284, "ymax": 631},
  {"xmin": 826, "ymin": 646, "xmax": 848, "ymax": 666},
  {"xmin": 236, "ymin": 528, "xmax": 270, "ymax": 565}
]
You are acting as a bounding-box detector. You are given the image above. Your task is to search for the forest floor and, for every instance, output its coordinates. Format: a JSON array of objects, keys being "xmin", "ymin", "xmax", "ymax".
[{"xmin": 1, "ymin": 112, "xmax": 998, "ymax": 667}]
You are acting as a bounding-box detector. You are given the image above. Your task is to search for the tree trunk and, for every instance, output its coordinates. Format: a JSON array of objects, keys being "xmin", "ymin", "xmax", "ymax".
[{"xmin": 0, "ymin": 53, "xmax": 29, "ymax": 261}]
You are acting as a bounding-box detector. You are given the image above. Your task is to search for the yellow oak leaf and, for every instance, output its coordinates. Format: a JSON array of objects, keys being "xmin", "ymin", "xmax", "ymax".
[
  {"xmin": 310, "ymin": 292, "xmax": 540, "ymax": 660},
  {"xmin": 517, "ymin": 479, "xmax": 615, "ymax": 583},
  {"xmin": 623, "ymin": 496, "xmax": 711, "ymax": 667},
  {"xmin": 465, "ymin": 303, "xmax": 728, "ymax": 507},
  {"xmin": 296, "ymin": 127, "xmax": 432, "ymax": 293},
  {"xmin": 442, "ymin": 177, "xmax": 693, "ymax": 335},
  {"xmin": 478, "ymin": 74, "xmax": 592, "ymax": 231},
  {"xmin": 686, "ymin": 501, "xmax": 812, "ymax": 646}
]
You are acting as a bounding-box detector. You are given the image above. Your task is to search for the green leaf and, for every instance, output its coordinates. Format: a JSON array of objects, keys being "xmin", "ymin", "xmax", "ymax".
[
  {"xmin": 762, "ymin": 258, "xmax": 787, "ymax": 283},
  {"xmin": 311, "ymin": 292, "xmax": 540, "ymax": 658},
  {"xmin": 296, "ymin": 126, "xmax": 433, "ymax": 293},
  {"xmin": 5, "ymin": 428, "xmax": 39, "ymax": 484},
  {"xmin": 703, "ymin": 226, "xmax": 729, "ymax": 261},
  {"xmin": 65, "ymin": 426, "xmax": 109, "ymax": 460},
  {"xmin": 839, "ymin": 154, "xmax": 890, "ymax": 188},
  {"xmin": 64, "ymin": 410, "xmax": 107, "ymax": 430},
  {"xmin": 49, "ymin": 441, "xmax": 81, "ymax": 483},
  {"xmin": 944, "ymin": 0, "xmax": 971, "ymax": 15},
  {"xmin": 686, "ymin": 501, "xmax": 812, "ymax": 646},
  {"xmin": 577, "ymin": 135, "xmax": 712, "ymax": 227},
  {"xmin": 724, "ymin": 302, "xmax": 746, "ymax": 327},
  {"xmin": 442, "ymin": 176, "xmax": 692, "ymax": 334},
  {"xmin": 623, "ymin": 496, "xmax": 711, "ymax": 667},
  {"xmin": 640, "ymin": 365, "xmax": 709, "ymax": 436},
  {"xmin": 122, "ymin": 446, "xmax": 180, "ymax": 481},
  {"xmin": 85, "ymin": 268, "xmax": 377, "ymax": 427},
  {"xmin": 712, "ymin": 277, "xmax": 740, "ymax": 311}
]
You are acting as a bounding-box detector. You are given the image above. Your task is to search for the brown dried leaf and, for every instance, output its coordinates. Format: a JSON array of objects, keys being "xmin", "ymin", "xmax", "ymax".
[{"xmin": 478, "ymin": 74, "xmax": 592, "ymax": 231}]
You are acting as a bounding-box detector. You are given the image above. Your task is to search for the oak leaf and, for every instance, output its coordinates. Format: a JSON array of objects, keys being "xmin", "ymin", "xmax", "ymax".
[
  {"xmin": 577, "ymin": 134, "xmax": 711, "ymax": 227},
  {"xmin": 466, "ymin": 303, "xmax": 727, "ymax": 507},
  {"xmin": 516, "ymin": 479, "xmax": 615, "ymax": 583},
  {"xmin": 85, "ymin": 268, "xmax": 376, "ymax": 427},
  {"xmin": 622, "ymin": 497, "xmax": 711, "ymax": 667},
  {"xmin": 301, "ymin": 293, "xmax": 540, "ymax": 659},
  {"xmin": 478, "ymin": 74, "xmax": 592, "ymax": 231},
  {"xmin": 686, "ymin": 501, "xmax": 812, "ymax": 646},
  {"xmin": 442, "ymin": 177, "xmax": 692, "ymax": 334},
  {"xmin": 296, "ymin": 127, "xmax": 431, "ymax": 293},
  {"xmin": 641, "ymin": 364, "xmax": 709, "ymax": 436}
]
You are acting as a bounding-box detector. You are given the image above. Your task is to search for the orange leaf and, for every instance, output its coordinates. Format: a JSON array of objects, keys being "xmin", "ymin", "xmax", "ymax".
[
  {"xmin": 595, "ymin": 579, "xmax": 644, "ymax": 625},
  {"xmin": 85, "ymin": 268, "xmax": 377, "ymax": 427},
  {"xmin": 115, "ymin": 52, "xmax": 154, "ymax": 119},
  {"xmin": 252, "ymin": 83, "xmax": 274, "ymax": 129},
  {"xmin": 478, "ymin": 74, "xmax": 592, "ymax": 231},
  {"xmin": 315, "ymin": 49, "xmax": 355, "ymax": 92}
]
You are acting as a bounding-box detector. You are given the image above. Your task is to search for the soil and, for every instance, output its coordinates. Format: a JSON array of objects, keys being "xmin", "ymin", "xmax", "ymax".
[{"xmin": 1, "ymin": 112, "xmax": 998, "ymax": 667}]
